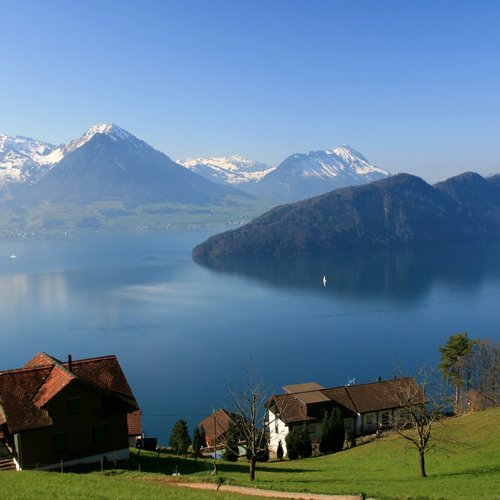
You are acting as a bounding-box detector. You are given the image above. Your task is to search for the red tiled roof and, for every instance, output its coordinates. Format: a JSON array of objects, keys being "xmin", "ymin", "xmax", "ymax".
[
  {"xmin": 199, "ymin": 409, "xmax": 238, "ymax": 442},
  {"xmin": 0, "ymin": 366, "xmax": 53, "ymax": 433},
  {"xmin": 32, "ymin": 365, "xmax": 75, "ymax": 408},
  {"xmin": 0, "ymin": 353, "xmax": 140, "ymax": 434},
  {"xmin": 65, "ymin": 356, "xmax": 138, "ymax": 409},
  {"xmin": 127, "ymin": 410, "xmax": 142, "ymax": 436}
]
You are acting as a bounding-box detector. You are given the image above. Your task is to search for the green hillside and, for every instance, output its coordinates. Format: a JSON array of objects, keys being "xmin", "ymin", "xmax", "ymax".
[{"xmin": 1, "ymin": 407, "xmax": 499, "ymax": 499}]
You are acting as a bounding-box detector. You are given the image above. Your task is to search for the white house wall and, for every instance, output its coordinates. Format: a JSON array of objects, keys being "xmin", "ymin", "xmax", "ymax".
[{"xmin": 268, "ymin": 410, "xmax": 289, "ymax": 455}]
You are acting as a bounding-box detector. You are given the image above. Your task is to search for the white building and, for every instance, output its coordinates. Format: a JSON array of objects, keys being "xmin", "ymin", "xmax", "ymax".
[{"xmin": 266, "ymin": 378, "xmax": 422, "ymax": 457}]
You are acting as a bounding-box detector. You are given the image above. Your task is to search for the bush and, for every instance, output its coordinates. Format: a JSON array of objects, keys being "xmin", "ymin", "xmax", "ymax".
[
  {"xmin": 285, "ymin": 428, "xmax": 300, "ymax": 460},
  {"xmin": 223, "ymin": 423, "xmax": 240, "ymax": 461},
  {"xmin": 298, "ymin": 426, "xmax": 312, "ymax": 458},
  {"xmin": 276, "ymin": 440, "xmax": 284, "ymax": 460},
  {"xmin": 319, "ymin": 408, "xmax": 345, "ymax": 454}
]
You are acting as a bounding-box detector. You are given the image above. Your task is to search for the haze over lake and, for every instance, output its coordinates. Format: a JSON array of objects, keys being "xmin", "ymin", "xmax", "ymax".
[{"xmin": 1, "ymin": 230, "xmax": 499, "ymax": 443}]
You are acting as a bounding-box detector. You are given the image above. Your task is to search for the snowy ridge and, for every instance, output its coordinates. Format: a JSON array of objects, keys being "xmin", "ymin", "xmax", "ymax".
[
  {"xmin": 178, "ymin": 155, "xmax": 274, "ymax": 185},
  {"xmin": 0, "ymin": 124, "xmax": 141, "ymax": 186},
  {"xmin": 0, "ymin": 135, "xmax": 63, "ymax": 185},
  {"xmin": 1, "ymin": 124, "xmax": 390, "ymax": 202},
  {"xmin": 290, "ymin": 145, "xmax": 389, "ymax": 180}
]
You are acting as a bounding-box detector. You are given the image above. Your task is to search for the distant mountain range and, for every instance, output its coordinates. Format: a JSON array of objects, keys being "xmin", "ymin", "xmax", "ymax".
[
  {"xmin": 178, "ymin": 146, "xmax": 390, "ymax": 202},
  {"xmin": 178, "ymin": 156, "xmax": 274, "ymax": 185},
  {"xmin": 0, "ymin": 124, "xmax": 393, "ymax": 231},
  {"xmin": 192, "ymin": 172, "xmax": 500, "ymax": 257},
  {"xmin": 1, "ymin": 125, "xmax": 389, "ymax": 205}
]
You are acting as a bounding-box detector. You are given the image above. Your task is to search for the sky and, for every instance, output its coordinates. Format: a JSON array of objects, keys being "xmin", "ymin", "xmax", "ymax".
[{"xmin": 1, "ymin": 0, "xmax": 500, "ymax": 181}]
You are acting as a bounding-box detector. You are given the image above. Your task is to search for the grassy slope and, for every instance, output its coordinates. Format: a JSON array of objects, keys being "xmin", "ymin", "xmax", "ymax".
[{"xmin": 2, "ymin": 408, "xmax": 499, "ymax": 499}]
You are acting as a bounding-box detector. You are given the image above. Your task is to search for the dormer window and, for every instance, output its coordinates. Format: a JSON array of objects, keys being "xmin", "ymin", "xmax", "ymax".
[{"xmin": 67, "ymin": 397, "xmax": 81, "ymax": 416}]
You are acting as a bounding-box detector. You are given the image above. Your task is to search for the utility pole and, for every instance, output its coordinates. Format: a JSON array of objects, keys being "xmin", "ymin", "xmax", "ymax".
[{"xmin": 212, "ymin": 409, "xmax": 217, "ymax": 475}]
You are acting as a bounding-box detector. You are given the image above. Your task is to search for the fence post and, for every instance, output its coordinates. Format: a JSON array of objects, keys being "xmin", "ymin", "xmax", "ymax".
[
  {"xmin": 60, "ymin": 459, "xmax": 63, "ymax": 473},
  {"xmin": 101, "ymin": 457, "xmax": 104, "ymax": 472}
]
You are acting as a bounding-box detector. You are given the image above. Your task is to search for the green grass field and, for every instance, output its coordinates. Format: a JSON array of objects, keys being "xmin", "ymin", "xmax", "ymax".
[{"xmin": 1, "ymin": 407, "xmax": 499, "ymax": 499}]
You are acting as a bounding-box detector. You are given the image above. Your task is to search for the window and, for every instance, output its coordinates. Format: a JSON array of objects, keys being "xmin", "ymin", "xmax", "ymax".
[
  {"xmin": 52, "ymin": 431, "xmax": 68, "ymax": 453},
  {"xmin": 93, "ymin": 423, "xmax": 107, "ymax": 444},
  {"xmin": 67, "ymin": 397, "xmax": 81, "ymax": 416}
]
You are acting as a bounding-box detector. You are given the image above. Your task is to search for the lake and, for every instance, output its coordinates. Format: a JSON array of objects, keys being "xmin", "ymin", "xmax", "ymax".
[{"xmin": 1, "ymin": 230, "xmax": 500, "ymax": 444}]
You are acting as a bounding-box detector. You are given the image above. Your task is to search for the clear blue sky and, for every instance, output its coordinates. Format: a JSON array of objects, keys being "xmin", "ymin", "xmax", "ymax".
[{"xmin": 1, "ymin": 0, "xmax": 499, "ymax": 181}]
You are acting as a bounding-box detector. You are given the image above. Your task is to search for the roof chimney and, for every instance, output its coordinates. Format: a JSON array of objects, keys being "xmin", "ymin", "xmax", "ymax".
[{"xmin": 68, "ymin": 354, "xmax": 72, "ymax": 371}]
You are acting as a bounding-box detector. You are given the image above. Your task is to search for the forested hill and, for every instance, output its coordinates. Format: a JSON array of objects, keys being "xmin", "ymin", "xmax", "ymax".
[{"xmin": 192, "ymin": 172, "xmax": 500, "ymax": 257}]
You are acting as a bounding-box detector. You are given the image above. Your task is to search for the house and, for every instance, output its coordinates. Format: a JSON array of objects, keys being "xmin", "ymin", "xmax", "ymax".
[
  {"xmin": 266, "ymin": 378, "xmax": 423, "ymax": 456},
  {"xmin": 198, "ymin": 408, "xmax": 240, "ymax": 448},
  {"xmin": 0, "ymin": 352, "xmax": 140, "ymax": 470}
]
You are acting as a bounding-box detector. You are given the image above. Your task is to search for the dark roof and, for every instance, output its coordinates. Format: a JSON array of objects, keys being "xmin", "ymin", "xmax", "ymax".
[
  {"xmin": 321, "ymin": 386, "xmax": 358, "ymax": 415},
  {"xmin": 283, "ymin": 382, "xmax": 325, "ymax": 393},
  {"xmin": 267, "ymin": 378, "xmax": 423, "ymax": 424},
  {"xmin": 0, "ymin": 353, "xmax": 139, "ymax": 434},
  {"xmin": 346, "ymin": 378, "xmax": 424, "ymax": 413},
  {"xmin": 267, "ymin": 394, "xmax": 308, "ymax": 424}
]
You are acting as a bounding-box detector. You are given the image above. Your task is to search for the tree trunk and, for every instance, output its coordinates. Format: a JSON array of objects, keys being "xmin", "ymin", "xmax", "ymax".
[
  {"xmin": 419, "ymin": 450, "xmax": 427, "ymax": 478},
  {"xmin": 249, "ymin": 456, "xmax": 256, "ymax": 481}
]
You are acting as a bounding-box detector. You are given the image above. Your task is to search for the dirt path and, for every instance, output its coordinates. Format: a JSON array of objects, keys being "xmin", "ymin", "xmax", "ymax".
[{"xmin": 175, "ymin": 481, "xmax": 363, "ymax": 499}]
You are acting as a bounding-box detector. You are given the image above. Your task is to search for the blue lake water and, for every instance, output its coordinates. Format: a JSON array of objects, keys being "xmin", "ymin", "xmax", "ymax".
[{"xmin": 1, "ymin": 230, "xmax": 500, "ymax": 444}]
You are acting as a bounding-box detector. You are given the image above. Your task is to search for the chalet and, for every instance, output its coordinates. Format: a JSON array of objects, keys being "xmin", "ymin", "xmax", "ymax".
[
  {"xmin": 198, "ymin": 408, "xmax": 239, "ymax": 448},
  {"xmin": 0, "ymin": 352, "xmax": 140, "ymax": 470},
  {"xmin": 266, "ymin": 378, "xmax": 423, "ymax": 456}
]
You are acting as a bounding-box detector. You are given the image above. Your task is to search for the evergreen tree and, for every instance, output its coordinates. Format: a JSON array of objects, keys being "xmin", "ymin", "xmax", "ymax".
[
  {"xmin": 331, "ymin": 407, "xmax": 345, "ymax": 452},
  {"xmin": 298, "ymin": 425, "xmax": 312, "ymax": 458},
  {"xmin": 223, "ymin": 422, "xmax": 240, "ymax": 461},
  {"xmin": 285, "ymin": 428, "xmax": 300, "ymax": 460},
  {"xmin": 276, "ymin": 440, "xmax": 284, "ymax": 460},
  {"xmin": 439, "ymin": 332, "xmax": 476, "ymax": 412},
  {"xmin": 319, "ymin": 410, "xmax": 334, "ymax": 454},
  {"xmin": 192, "ymin": 425, "xmax": 206, "ymax": 459},
  {"xmin": 320, "ymin": 408, "xmax": 345, "ymax": 454},
  {"xmin": 169, "ymin": 419, "xmax": 191, "ymax": 456}
]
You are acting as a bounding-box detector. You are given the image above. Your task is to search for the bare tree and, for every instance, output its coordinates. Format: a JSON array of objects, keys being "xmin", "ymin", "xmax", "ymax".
[
  {"xmin": 468, "ymin": 339, "xmax": 500, "ymax": 410},
  {"xmin": 227, "ymin": 368, "xmax": 268, "ymax": 481},
  {"xmin": 390, "ymin": 368, "xmax": 446, "ymax": 478}
]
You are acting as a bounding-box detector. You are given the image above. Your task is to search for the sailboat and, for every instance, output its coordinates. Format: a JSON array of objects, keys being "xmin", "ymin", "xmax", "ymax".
[{"xmin": 322, "ymin": 275, "xmax": 327, "ymax": 287}]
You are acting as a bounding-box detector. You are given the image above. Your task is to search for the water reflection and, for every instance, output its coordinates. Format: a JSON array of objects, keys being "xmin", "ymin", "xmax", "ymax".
[
  {"xmin": 193, "ymin": 241, "xmax": 500, "ymax": 302},
  {"xmin": 0, "ymin": 263, "xmax": 183, "ymax": 314}
]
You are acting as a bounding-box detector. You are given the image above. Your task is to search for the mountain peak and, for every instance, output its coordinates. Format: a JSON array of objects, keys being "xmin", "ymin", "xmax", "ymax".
[
  {"xmin": 65, "ymin": 123, "xmax": 134, "ymax": 154},
  {"xmin": 328, "ymin": 145, "xmax": 368, "ymax": 162},
  {"xmin": 80, "ymin": 123, "xmax": 133, "ymax": 142}
]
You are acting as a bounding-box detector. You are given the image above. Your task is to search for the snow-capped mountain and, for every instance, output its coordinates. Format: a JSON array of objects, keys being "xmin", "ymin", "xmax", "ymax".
[
  {"xmin": 63, "ymin": 123, "xmax": 136, "ymax": 154},
  {"xmin": 251, "ymin": 145, "xmax": 390, "ymax": 202},
  {"xmin": 0, "ymin": 135, "xmax": 63, "ymax": 186},
  {"xmin": 1, "ymin": 124, "xmax": 390, "ymax": 208},
  {"xmin": 178, "ymin": 155, "xmax": 274, "ymax": 185},
  {"xmin": 0, "ymin": 124, "xmax": 142, "ymax": 187},
  {"xmin": 15, "ymin": 123, "xmax": 241, "ymax": 206}
]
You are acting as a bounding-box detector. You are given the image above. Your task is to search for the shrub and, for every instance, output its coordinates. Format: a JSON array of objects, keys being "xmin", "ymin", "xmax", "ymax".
[
  {"xmin": 285, "ymin": 428, "xmax": 300, "ymax": 460},
  {"xmin": 298, "ymin": 426, "xmax": 312, "ymax": 458}
]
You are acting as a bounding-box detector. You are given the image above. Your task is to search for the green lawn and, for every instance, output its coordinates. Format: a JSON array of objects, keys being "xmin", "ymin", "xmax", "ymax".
[{"xmin": 2, "ymin": 408, "xmax": 499, "ymax": 499}]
